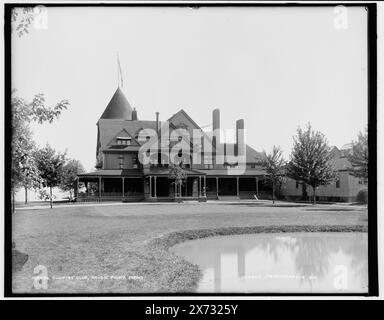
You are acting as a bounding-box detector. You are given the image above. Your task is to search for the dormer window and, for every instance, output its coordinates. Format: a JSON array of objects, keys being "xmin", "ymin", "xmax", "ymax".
[{"xmin": 116, "ymin": 137, "xmax": 131, "ymax": 145}]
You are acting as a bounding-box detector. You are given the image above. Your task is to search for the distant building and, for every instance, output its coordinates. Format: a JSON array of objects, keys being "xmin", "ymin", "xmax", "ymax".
[
  {"xmin": 76, "ymin": 86, "xmax": 268, "ymax": 202},
  {"xmin": 280, "ymin": 146, "xmax": 368, "ymax": 202}
]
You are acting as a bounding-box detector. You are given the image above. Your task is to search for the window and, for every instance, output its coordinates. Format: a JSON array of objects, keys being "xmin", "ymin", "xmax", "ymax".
[
  {"xmin": 251, "ymin": 164, "xmax": 256, "ymax": 168},
  {"xmin": 116, "ymin": 137, "xmax": 131, "ymax": 145},
  {"xmin": 336, "ymin": 179, "xmax": 340, "ymax": 188},
  {"xmin": 178, "ymin": 149, "xmax": 182, "ymax": 157},
  {"xmin": 118, "ymin": 155, "xmax": 124, "ymax": 169}
]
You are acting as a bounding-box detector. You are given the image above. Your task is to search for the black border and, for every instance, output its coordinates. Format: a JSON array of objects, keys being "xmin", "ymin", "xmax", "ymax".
[{"xmin": 4, "ymin": 2, "xmax": 378, "ymax": 298}]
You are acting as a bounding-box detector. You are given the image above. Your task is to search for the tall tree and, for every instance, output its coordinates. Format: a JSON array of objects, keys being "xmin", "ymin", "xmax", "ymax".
[
  {"xmin": 11, "ymin": 8, "xmax": 70, "ymax": 210},
  {"xmin": 34, "ymin": 145, "xmax": 66, "ymax": 209},
  {"xmin": 170, "ymin": 163, "xmax": 187, "ymax": 201},
  {"xmin": 286, "ymin": 123, "xmax": 337, "ymax": 204},
  {"xmin": 59, "ymin": 159, "xmax": 85, "ymax": 201},
  {"xmin": 348, "ymin": 129, "xmax": 368, "ymax": 180},
  {"xmin": 11, "ymin": 93, "xmax": 69, "ymax": 210},
  {"xmin": 11, "ymin": 109, "xmax": 41, "ymax": 206},
  {"xmin": 262, "ymin": 146, "xmax": 286, "ymax": 204}
]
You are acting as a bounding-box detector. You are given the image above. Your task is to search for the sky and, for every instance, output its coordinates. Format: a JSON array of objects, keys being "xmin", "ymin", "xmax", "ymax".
[{"xmin": 12, "ymin": 6, "xmax": 368, "ymax": 173}]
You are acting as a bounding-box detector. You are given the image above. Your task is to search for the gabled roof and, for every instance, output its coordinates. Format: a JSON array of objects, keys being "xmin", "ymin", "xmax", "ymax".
[
  {"xmin": 100, "ymin": 87, "xmax": 133, "ymax": 120},
  {"xmin": 106, "ymin": 129, "xmax": 140, "ymax": 147},
  {"xmin": 168, "ymin": 109, "xmax": 202, "ymax": 131},
  {"xmin": 98, "ymin": 119, "xmax": 157, "ymax": 151}
]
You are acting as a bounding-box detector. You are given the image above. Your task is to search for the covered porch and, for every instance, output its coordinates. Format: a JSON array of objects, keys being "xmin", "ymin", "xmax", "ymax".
[
  {"xmin": 76, "ymin": 169, "xmax": 145, "ymax": 202},
  {"xmin": 203, "ymin": 169, "xmax": 269, "ymax": 200},
  {"xmin": 143, "ymin": 167, "xmax": 207, "ymax": 202}
]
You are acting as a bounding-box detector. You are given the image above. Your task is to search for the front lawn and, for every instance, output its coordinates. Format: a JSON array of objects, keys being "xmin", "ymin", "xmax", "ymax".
[{"xmin": 12, "ymin": 201, "xmax": 367, "ymax": 293}]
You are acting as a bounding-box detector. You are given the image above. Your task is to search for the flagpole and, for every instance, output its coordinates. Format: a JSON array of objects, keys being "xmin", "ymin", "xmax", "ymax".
[{"xmin": 117, "ymin": 52, "xmax": 120, "ymax": 88}]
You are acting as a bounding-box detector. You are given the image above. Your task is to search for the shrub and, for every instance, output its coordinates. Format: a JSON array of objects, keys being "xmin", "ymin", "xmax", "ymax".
[{"xmin": 356, "ymin": 189, "xmax": 368, "ymax": 204}]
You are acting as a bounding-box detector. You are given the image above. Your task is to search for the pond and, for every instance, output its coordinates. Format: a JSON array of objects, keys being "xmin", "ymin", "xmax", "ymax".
[{"xmin": 170, "ymin": 232, "xmax": 368, "ymax": 293}]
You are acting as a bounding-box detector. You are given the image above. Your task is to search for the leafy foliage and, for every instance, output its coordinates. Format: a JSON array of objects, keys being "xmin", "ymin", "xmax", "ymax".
[
  {"xmin": 170, "ymin": 163, "xmax": 187, "ymax": 198},
  {"xmin": 11, "ymin": 7, "xmax": 34, "ymax": 37},
  {"xmin": 348, "ymin": 130, "xmax": 368, "ymax": 179},
  {"xmin": 286, "ymin": 123, "xmax": 337, "ymax": 203},
  {"xmin": 262, "ymin": 146, "xmax": 286, "ymax": 203},
  {"xmin": 34, "ymin": 144, "xmax": 66, "ymax": 189},
  {"xmin": 34, "ymin": 144, "xmax": 67, "ymax": 208},
  {"xmin": 60, "ymin": 159, "xmax": 85, "ymax": 199},
  {"xmin": 11, "ymin": 92, "xmax": 69, "ymax": 193}
]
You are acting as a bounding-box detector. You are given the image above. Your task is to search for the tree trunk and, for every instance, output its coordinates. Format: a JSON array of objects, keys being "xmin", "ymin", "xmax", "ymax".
[
  {"xmin": 24, "ymin": 186, "xmax": 28, "ymax": 204},
  {"xmin": 179, "ymin": 183, "xmax": 181, "ymax": 198},
  {"xmin": 12, "ymin": 190, "xmax": 15, "ymax": 214},
  {"xmin": 69, "ymin": 190, "xmax": 72, "ymax": 201},
  {"xmin": 272, "ymin": 181, "xmax": 275, "ymax": 204},
  {"xmin": 302, "ymin": 183, "xmax": 308, "ymax": 202},
  {"xmin": 313, "ymin": 186, "xmax": 317, "ymax": 205},
  {"xmin": 50, "ymin": 186, "xmax": 53, "ymax": 209}
]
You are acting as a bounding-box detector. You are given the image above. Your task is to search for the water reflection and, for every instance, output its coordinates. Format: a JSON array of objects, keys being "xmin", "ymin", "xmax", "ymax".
[{"xmin": 170, "ymin": 232, "xmax": 368, "ymax": 293}]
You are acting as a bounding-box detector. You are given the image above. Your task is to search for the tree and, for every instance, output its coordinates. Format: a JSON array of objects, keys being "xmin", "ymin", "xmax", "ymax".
[
  {"xmin": 11, "ymin": 92, "xmax": 69, "ymax": 210},
  {"xmin": 34, "ymin": 145, "xmax": 66, "ymax": 208},
  {"xmin": 286, "ymin": 123, "xmax": 337, "ymax": 204},
  {"xmin": 262, "ymin": 146, "xmax": 286, "ymax": 204},
  {"xmin": 59, "ymin": 159, "xmax": 85, "ymax": 201},
  {"xmin": 169, "ymin": 163, "xmax": 187, "ymax": 201},
  {"xmin": 11, "ymin": 7, "xmax": 34, "ymax": 37},
  {"xmin": 11, "ymin": 110, "xmax": 41, "ymax": 207},
  {"xmin": 10, "ymin": 8, "xmax": 70, "ymax": 211},
  {"xmin": 348, "ymin": 129, "xmax": 368, "ymax": 180}
]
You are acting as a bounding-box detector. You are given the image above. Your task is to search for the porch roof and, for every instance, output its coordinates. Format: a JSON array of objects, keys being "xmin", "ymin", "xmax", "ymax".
[
  {"xmin": 78, "ymin": 169, "xmax": 143, "ymax": 178},
  {"xmin": 143, "ymin": 167, "xmax": 206, "ymax": 177},
  {"xmin": 201, "ymin": 169, "xmax": 267, "ymax": 177}
]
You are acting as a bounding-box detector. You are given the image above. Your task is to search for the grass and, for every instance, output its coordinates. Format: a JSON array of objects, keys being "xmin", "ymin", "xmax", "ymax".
[{"xmin": 11, "ymin": 201, "xmax": 368, "ymax": 294}]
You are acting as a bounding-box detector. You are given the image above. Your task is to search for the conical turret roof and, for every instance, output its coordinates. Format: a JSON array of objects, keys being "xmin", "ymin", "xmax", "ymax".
[{"xmin": 100, "ymin": 87, "xmax": 133, "ymax": 120}]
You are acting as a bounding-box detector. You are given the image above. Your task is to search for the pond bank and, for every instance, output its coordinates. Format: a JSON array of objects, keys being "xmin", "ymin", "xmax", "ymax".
[{"xmin": 149, "ymin": 224, "xmax": 367, "ymax": 292}]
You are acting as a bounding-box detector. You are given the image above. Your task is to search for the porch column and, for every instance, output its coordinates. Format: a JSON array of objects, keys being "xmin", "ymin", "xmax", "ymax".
[
  {"xmin": 98, "ymin": 177, "xmax": 101, "ymax": 200},
  {"xmin": 122, "ymin": 177, "xmax": 125, "ymax": 198},
  {"xmin": 236, "ymin": 177, "xmax": 239, "ymax": 197},
  {"xmin": 216, "ymin": 177, "xmax": 219, "ymax": 198},
  {"xmin": 185, "ymin": 177, "xmax": 187, "ymax": 197},
  {"xmin": 154, "ymin": 176, "xmax": 157, "ymax": 198},
  {"xmin": 199, "ymin": 176, "xmax": 202, "ymax": 197},
  {"xmin": 256, "ymin": 177, "xmax": 259, "ymax": 197},
  {"xmin": 149, "ymin": 176, "xmax": 152, "ymax": 198},
  {"xmin": 203, "ymin": 176, "xmax": 206, "ymax": 197}
]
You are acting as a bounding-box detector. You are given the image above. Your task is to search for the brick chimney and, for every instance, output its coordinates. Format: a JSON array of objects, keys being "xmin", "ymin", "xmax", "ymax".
[
  {"xmin": 236, "ymin": 119, "xmax": 245, "ymax": 156},
  {"xmin": 132, "ymin": 108, "xmax": 138, "ymax": 120},
  {"xmin": 156, "ymin": 112, "xmax": 159, "ymax": 133},
  {"xmin": 212, "ymin": 109, "xmax": 220, "ymax": 149}
]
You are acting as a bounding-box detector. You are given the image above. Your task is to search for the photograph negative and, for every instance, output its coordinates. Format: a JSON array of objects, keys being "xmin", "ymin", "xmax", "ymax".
[{"xmin": 5, "ymin": 2, "xmax": 377, "ymax": 296}]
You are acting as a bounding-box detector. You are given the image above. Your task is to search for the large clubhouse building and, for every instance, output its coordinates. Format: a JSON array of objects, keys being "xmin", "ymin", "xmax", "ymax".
[
  {"xmin": 76, "ymin": 86, "xmax": 268, "ymax": 202},
  {"xmin": 76, "ymin": 86, "xmax": 367, "ymax": 203}
]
